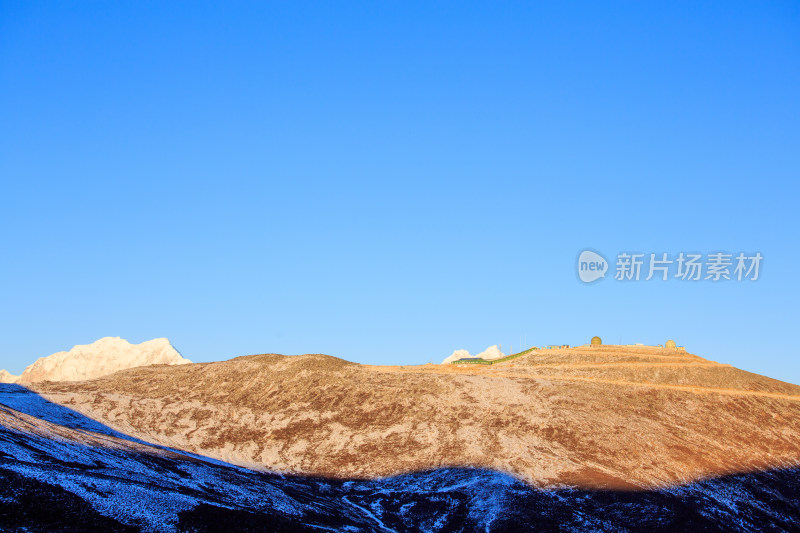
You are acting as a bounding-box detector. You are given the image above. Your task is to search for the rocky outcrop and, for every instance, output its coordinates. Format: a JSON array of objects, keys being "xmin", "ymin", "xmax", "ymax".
[{"xmin": 17, "ymin": 337, "xmax": 190, "ymax": 383}]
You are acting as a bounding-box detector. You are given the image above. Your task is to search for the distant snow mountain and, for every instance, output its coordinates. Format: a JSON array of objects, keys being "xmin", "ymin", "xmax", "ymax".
[
  {"xmin": 0, "ymin": 370, "xmax": 18, "ymax": 384},
  {"xmin": 441, "ymin": 344, "xmax": 505, "ymax": 364},
  {"xmin": 475, "ymin": 344, "xmax": 505, "ymax": 360},
  {"xmin": 3, "ymin": 337, "xmax": 190, "ymax": 384},
  {"xmin": 441, "ymin": 349, "xmax": 472, "ymax": 364}
]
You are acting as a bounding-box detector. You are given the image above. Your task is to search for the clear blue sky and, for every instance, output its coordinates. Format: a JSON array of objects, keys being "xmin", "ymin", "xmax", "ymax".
[{"xmin": 1, "ymin": 2, "xmax": 799, "ymax": 383}]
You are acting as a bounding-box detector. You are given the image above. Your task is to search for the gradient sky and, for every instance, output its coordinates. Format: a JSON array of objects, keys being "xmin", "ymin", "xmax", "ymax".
[{"xmin": 1, "ymin": 2, "xmax": 799, "ymax": 383}]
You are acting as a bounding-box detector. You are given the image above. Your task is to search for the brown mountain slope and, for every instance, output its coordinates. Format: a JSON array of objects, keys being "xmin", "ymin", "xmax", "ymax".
[{"xmin": 31, "ymin": 346, "xmax": 800, "ymax": 489}]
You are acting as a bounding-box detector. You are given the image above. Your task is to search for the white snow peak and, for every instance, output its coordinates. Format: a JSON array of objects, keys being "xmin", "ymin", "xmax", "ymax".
[
  {"xmin": 475, "ymin": 345, "xmax": 505, "ymax": 361},
  {"xmin": 17, "ymin": 336, "xmax": 191, "ymax": 383},
  {"xmin": 0, "ymin": 369, "xmax": 19, "ymax": 383},
  {"xmin": 441, "ymin": 345, "xmax": 506, "ymax": 364}
]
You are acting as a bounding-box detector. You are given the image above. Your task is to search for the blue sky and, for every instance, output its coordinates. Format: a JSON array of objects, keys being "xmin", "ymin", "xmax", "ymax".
[{"xmin": 1, "ymin": 2, "xmax": 799, "ymax": 383}]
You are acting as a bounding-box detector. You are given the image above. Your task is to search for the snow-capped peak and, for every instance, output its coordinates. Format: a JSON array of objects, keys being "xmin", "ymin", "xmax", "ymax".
[
  {"xmin": 0, "ymin": 369, "xmax": 19, "ymax": 383},
  {"xmin": 441, "ymin": 345, "xmax": 506, "ymax": 364},
  {"xmin": 17, "ymin": 336, "xmax": 191, "ymax": 383}
]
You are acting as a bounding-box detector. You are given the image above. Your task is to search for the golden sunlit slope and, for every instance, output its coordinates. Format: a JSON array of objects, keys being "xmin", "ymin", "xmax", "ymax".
[{"xmin": 32, "ymin": 345, "xmax": 800, "ymax": 489}]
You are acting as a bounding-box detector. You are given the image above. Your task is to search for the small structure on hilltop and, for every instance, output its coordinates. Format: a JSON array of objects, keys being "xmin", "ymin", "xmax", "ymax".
[
  {"xmin": 665, "ymin": 339, "xmax": 677, "ymax": 350},
  {"xmin": 591, "ymin": 336, "xmax": 602, "ymax": 346}
]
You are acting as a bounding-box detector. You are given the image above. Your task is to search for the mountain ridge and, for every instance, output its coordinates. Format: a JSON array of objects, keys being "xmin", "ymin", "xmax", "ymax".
[{"xmin": 32, "ymin": 345, "xmax": 800, "ymax": 489}]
